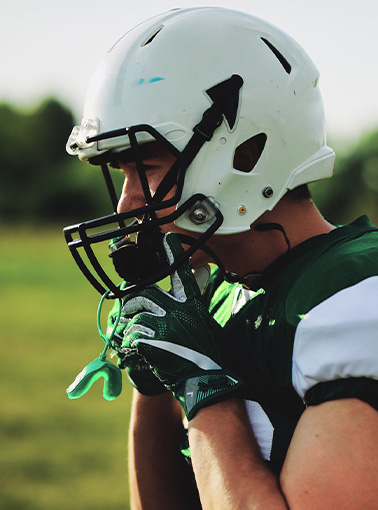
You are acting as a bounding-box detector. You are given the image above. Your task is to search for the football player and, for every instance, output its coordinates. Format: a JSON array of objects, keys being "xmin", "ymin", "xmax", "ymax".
[{"xmin": 66, "ymin": 8, "xmax": 378, "ymax": 509}]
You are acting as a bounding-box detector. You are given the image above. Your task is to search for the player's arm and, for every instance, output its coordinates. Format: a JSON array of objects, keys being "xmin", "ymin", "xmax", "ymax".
[
  {"xmin": 282, "ymin": 275, "xmax": 378, "ymax": 508},
  {"xmin": 281, "ymin": 274, "xmax": 378, "ymax": 508},
  {"xmin": 281, "ymin": 398, "xmax": 378, "ymax": 509},
  {"xmin": 189, "ymin": 397, "xmax": 289, "ymax": 510},
  {"xmin": 129, "ymin": 390, "xmax": 198, "ymax": 510}
]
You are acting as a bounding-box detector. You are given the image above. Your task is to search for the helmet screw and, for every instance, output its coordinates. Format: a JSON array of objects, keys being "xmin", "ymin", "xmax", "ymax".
[
  {"xmin": 190, "ymin": 207, "xmax": 207, "ymax": 224},
  {"xmin": 262, "ymin": 186, "xmax": 274, "ymax": 198},
  {"xmin": 238, "ymin": 205, "xmax": 247, "ymax": 215}
]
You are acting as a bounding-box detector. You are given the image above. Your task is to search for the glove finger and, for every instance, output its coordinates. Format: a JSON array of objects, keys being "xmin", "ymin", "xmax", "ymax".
[
  {"xmin": 163, "ymin": 233, "xmax": 200, "ymax": 301},
  {"xmin": 127, "ymin": 322, "xmax": 155, "ymax": 343},
  {"xmin": 123, "ymin": 311, "xmax": 159, "ymax": 345},
  {"xmin": 121, "ymin": 292, "xmax": 167, "ymax": 317}
]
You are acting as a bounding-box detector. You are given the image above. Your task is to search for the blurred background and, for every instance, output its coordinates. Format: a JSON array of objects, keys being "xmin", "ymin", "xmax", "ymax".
[{"xmin": 1, "ymin": 0, "xmax": 377, "ymax": 508}]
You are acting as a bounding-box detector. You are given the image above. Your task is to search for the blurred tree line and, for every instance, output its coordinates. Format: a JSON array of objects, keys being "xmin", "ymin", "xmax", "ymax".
[
  {"xmin": 0, "ymin": 97, "xmax": 377, "ymax": 226},
  {"xmin": 0, "ymin": 99, "xmax": 116, "ymax": 225}
]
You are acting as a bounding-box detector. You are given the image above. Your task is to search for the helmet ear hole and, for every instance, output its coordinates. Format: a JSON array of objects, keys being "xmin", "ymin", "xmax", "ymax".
[{"xmin": 233, "ymin": 133, "xmax": 267, "ymax": 173}]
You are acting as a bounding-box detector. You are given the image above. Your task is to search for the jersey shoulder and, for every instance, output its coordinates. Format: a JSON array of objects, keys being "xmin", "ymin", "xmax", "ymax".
[
  {"xmin": 286, "ymin": 217, "xmax": 378, "ymax": 406},
  {"xmin": 285, "ymin": 216, "xmax": 378, "ymax": 326}
]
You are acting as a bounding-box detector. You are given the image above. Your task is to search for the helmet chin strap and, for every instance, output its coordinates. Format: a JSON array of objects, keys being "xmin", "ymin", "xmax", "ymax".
[{"xmin": 255, "ymin": 222, "xmax": 291, "ymax": 250}]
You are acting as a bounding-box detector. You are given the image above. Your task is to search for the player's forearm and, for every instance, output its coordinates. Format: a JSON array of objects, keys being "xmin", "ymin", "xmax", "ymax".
[
  {"xmin": 128, "ymin": 390, "xmax": 190, "ymax": 510},
  {"xmin": 188, "ymin": 398, "xmax": 289, "ymax": 510}
]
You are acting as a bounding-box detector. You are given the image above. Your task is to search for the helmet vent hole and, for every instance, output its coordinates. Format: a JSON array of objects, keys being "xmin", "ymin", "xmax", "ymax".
[
  {"xmin": 261, "ymin": 37, "xmax": 291, "ymax": 74},
  {"xmin": 233, "ymin": 133, "xmax": 267, "ymax": 173},
  {"xmin": 141, "ymin": 26, "xmax": 164, "ymax": 47}
]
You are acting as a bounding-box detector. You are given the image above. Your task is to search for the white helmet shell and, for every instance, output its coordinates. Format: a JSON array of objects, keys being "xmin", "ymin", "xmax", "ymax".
[{"xmin": 67, "ymin": 7, "xmax": 335, "ymax": 234}]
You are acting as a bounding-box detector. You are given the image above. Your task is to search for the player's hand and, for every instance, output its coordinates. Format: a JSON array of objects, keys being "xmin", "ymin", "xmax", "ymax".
[
  {"xmin": 119, "ymin": 233, "xmax": 243, "ymax": 420},
  {"xmin": 107, "ymin": 291, "xmax": 167, "ymax": 396}
]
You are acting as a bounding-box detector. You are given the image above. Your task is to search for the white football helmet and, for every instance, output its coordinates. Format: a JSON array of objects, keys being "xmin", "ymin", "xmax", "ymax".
[{"xmin": 65, "ymin": 7, "xmax": 335, "ymax": 296}]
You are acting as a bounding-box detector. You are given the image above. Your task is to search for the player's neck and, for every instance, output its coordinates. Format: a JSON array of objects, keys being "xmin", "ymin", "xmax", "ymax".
[{"xmin": 212, "ymin": 199, "xmax": 335, "ymax": 283}]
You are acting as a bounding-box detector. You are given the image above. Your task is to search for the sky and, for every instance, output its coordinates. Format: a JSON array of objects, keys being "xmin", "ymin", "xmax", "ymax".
[{"xmin": 2, "ymin": 0, "xmax": 378, "ymax": 145}]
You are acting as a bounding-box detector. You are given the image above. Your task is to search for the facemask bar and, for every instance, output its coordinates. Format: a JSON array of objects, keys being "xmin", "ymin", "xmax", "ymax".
[
  {"xmin": 64, "ymin": 194, "xmax": 223, "ymax": 298},
  {"xmin": 89, "ymin": 124, "xmax": 184, "ymax": 209}
]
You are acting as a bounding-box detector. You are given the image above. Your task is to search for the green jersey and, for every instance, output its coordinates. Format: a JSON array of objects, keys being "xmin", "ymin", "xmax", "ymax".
[{"xmin": 203, "ymin": 215, "xmax": 378, "ymax": 474}]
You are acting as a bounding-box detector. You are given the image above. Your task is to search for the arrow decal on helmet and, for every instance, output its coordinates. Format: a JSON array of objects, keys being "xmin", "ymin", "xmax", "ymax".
[{"xmin": 205, "ymin": 74, "xmax": 244, "ymax": 130}]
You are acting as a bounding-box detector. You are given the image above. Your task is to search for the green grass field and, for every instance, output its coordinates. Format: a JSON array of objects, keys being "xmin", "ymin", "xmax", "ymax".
[{"xmin": 0, "ymin": 225, "xmax": 133, "ymax": 509}]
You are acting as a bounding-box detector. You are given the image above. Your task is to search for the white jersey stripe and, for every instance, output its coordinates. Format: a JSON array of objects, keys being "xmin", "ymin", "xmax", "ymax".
[{"xmin": 293, "ymin": 276, "xmax": 378, "ymax": 400}]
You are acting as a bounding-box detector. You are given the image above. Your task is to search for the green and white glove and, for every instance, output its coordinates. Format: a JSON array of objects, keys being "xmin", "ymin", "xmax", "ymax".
[
  {"xmin": 119, "ymin": 233, "xmax": 243, "ymax": 420},
  {"xmin": 107, "ymin": 294, "xmax": 166, "ymax": 396}
]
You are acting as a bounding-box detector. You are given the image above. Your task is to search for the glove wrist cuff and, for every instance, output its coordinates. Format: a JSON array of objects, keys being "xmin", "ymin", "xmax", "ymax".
[{"xmin": 174, "ymin": 371, "xmax": 243, "ymax": 421}]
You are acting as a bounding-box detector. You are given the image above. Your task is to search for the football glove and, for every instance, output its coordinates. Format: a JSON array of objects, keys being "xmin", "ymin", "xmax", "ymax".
[{"xmin": 119, "ymin": 233, "xmax": 243, "ymax": 420}]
